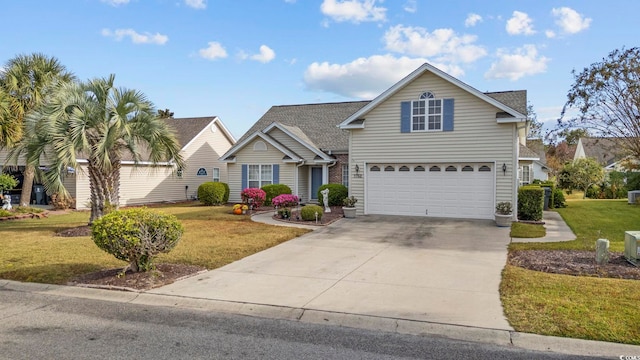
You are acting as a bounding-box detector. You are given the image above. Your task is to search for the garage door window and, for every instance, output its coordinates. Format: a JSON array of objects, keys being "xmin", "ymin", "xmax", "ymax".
[
  {"xmin": 399, "ymin": 166, "xmax": 410, "ymax": 171},
  {"xmin": 479, "ymin": 165, "xmax": 491, "ymax": 172},
  {"xmin": 384, "ymin": 166, "xmax": 395, "ymax": 171},
  {"xmin": 429, "ymin": 166, "xmax": 441, "ymax": 172},
  {"xmin": 415, "ymin": 166, "xmax": 425, "ymax": 171},
  {"xmin": 370, "ymin": 166, "xmax": 380, "ymax": 171},
  {"xmin": 445, "ymin": 166, "xmax": 457, "ymax": 172},
  {"xmin": 462, "ymin": 165, "xmax": 474, "ymax": 172}
]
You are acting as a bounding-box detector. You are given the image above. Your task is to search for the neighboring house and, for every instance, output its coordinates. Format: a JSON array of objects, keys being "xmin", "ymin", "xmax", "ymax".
[
  {"xmin": 519, "ymin": 138, "xmax": 549, "ymax": 185},
  {"xmin": 573, "ymin": 137, "xmax": 632, "ymax": 171},
  {"xmin": 1, "ymin": 116, "xmax": 235, "ymax": 209},
  {"xmin": 220, "ymin": 101, "xmax": 369, "ymax": 203},
  {"xmin": 338, "ymin": 63, "xmax": 527, "ymax": 219}
]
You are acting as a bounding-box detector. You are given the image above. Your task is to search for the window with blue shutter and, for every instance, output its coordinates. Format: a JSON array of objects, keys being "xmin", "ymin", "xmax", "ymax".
[
  {"xmin": 241, "ymin": 164, "xmax": 248, "ymax": 190},
  {"xmin": 405, "ymin": 92, "xmax": 454, "ymax": 132},
  {"xmin": 443, "ymin": 98, "xmax": 454, "ymax": 132},
  {"xmin": 400, "ymin": 101, "xmax": 411, "ymax": 133},
  {"xmin": 273, "ymin": 164, "xmax": 279, "ymax": 184}
]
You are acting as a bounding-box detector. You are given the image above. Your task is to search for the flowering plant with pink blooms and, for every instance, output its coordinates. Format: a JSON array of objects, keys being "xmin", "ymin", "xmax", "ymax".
[
  {"xmin": 240, "ymin": 188, "xmax": 266, "ymax": 208},
  {"xmin": 271, "ymin": 194, "xmax": 299, "ymax": 208}
]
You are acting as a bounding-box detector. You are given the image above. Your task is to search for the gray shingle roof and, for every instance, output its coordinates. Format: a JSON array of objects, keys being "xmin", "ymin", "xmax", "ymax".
[
  {"xmin": 526, "ymin": 139, "xmax": 546, "ymax": 163},
  {"xmin": 579, "ymin": 137, "xmax": 627, "ymax": 166},
  {"xmin": 519, "ymin": 144, "xmax": 540, "ymax": 159},
  {"xmin": 236, "ymin": 101, "xmax": 370, "ymax": 152},
  {"xmin": 485, "ymin": 90, "xmax": 527, "ymax": 115},
  {"xmin": 164, "ymin": 116, "xmax": 217, "ymax": 148}
]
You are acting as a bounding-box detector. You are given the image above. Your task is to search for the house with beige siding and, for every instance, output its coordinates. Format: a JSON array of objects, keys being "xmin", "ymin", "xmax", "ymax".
[
  {"xmin": 220, "ymin": 102, "xmax": 368, "ymax": 203},
  {"xmin": 339, "ymin": 63, "xmax": 529, "ymax": 220},
  {"xmin": 2, "ymin": 116, "xmax": 235, "ymax": 209}
]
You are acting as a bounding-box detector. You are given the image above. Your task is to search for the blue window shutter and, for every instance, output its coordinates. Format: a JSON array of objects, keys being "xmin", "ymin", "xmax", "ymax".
[
  {"xmin": 443, "ymin": 98, "xmax": 454, "ymax": 132},
  {"xmin": 272, "ymin": 164, "xmax": 279, "ymax": 184},
  {"xmin": 241, "ymin": 164, "xmax": 248, "ymax": 189},
  {"xmin": 400, "ymin": 101, "xmax": 411, "ymax": 133}
]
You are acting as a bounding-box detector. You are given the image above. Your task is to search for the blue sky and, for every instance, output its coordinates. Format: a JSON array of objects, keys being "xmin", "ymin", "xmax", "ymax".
[{"xmin": 2, "ymin": 0, "xmax": 637, "ymax": 139}]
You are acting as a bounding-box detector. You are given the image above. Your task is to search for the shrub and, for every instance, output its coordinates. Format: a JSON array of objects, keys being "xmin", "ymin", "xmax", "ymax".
[
  {"xmin": 50, "ymin": 193, "xmax": 75, "ymax": 210},
  {"xmin": 300, "ymin": 204, "xmax": 323, "ymax": 221},
  {"xmin": 343, "ymin": 196, "xmax": 357, "ymax": 207},
  {"xmin": 198, "ymin": 182, "xmax": 226, "ymax": 206},
  {"xmin": 0, "ymin": 174, "xmax": 18, "ymax": 193},
  {"xmin": 91, "ymin": 207, "xmax": 184, "ymax": 273},
  {"xmin": 221, "ymin": 182, "xmax": 230, "ymax": 204},
  {"xmin": 552, "ymin": 187, "xmax": 566, "ymax": 208},
  {"xmin": 272, "ymin": 194, "xmax": 299, "ymax": 208},
  {"xmin": 495, "ymin": 202, "xmax": 512, "ymax": 215},
  {"xmin": 317, "ymin": 184, "xmax": 348, "ymax": 206},
  {"xmin": 241, "ymin": 188, "xmax": 266, "ymax": 208},
  {"xmin": 261, "ymin": 184, "xmax": 292, "ymax": 206},
  {"xmin": 518, "ymin": 186, "xmax": 544, "ymax": 221}
]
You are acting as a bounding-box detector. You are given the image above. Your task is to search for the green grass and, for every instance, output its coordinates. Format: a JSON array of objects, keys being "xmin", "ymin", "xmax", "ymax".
[
  {"xmin": 0, "ymin": 203, "xmax": 309, "ymax": 284},
  {"xmin": 510, "ymin": 222, "xmax": 546, "ymax": 238},
  {"xmin": 502, "ymin": 199, "xmax": 640, "ymax": 345}
]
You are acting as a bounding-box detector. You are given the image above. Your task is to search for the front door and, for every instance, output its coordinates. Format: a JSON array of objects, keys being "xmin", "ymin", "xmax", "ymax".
[{"xmin": 310, "ymin": 167, "xmax": 323, "ymax": 200}]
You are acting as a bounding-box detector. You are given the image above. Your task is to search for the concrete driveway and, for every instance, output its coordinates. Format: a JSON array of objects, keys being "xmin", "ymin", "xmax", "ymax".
[{"xmin": 149, "ymin": 215, "xmax": 512, "ymax": 330}]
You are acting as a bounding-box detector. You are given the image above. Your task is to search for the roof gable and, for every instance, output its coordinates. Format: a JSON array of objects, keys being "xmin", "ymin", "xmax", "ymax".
[
  {"xmin": 220, "ymin": 131, "xmax": 302, "ymax": 163},
  {"xmin": 339, "ymin": 63, "xmax": 527, "ymax": 128},
  {"xmin": 576, "ymin": 137, "xmax": 627, "ymax": 166},
  {"xmin": 164, "ymin": 116, "xmax": 236, "ymax": 151}
]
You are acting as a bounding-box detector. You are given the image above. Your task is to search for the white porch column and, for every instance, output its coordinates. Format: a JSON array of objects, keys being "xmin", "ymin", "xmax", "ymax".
[{"xmin": 322, "ymin": 164, "xmax": 329, "ymax": 184}]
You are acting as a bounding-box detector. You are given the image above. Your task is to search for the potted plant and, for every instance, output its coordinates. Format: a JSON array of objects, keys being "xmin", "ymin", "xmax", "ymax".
[
  {"xmin": 495, "ymin": 201, "xmax": 513, "ymax": 227},
  {"xmin": 342, "ymin": 196, "xmax": 357, "ymax": 218}
]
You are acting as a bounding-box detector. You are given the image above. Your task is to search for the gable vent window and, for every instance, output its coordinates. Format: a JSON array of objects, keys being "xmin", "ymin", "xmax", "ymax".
[
  {"xmin": 445, "ymin": 166, "xmax": 457, "ymax": 172},
  {"xmin": 429, "ymin": 166, "xmax": 441, "ymax": 172},
  {"xmin": 414, "ymin": 166, "xmax": 425, "ymax": 171},
  {"xmin": 370, "ymin": 166, "xmax": 380, "ymax": 171},
  {"xmin": 462, "ymin": 165, "xmax": 474, "ymax": 172},
  {"xmin": 479, "ymin": 165, "xmax": 492, "ymax": 172},
  {"xmin": 384, "ymin": 166, "xmax": 395, "ymax": 172},
  {"xmin": 197, "ymin": 167, "xmax": 208, "ymax": 176},
  {"xmin": 399, "ymin": 165, "xmax": 410, "ymax": 172},
  {"xmin": 253, "ymin": 141, "xmax": 267, "ymax": 151}
]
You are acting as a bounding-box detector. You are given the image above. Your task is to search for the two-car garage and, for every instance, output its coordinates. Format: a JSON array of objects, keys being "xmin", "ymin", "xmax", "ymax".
[{"xmin": 365, "ymin": 163, "xmax": 495, "ymax": 220}]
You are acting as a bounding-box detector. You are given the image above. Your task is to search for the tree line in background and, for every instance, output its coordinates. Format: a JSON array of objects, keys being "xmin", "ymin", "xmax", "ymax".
[
  {"xmin": 0, "ymin": 53, "xmax": 183, "ymax": 224},
  {"xmin": 529, "ymin": 47, "xmax": 640, "ymax": 199}
]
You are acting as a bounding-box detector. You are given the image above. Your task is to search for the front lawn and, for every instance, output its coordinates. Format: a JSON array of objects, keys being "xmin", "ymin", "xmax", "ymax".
[
  {"xmin": 501, "ymin": 199, "xmax": 640, "ymax": 345},
  {"xmin": 0, "ymin": 203, "xmax": 309, "ymax": 284}
]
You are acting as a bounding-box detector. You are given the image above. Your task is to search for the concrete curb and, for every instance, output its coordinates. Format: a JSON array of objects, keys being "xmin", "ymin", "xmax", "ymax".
[{"xmin": 2, "ymin": 279, "xmax": 639, "ymax": 357}]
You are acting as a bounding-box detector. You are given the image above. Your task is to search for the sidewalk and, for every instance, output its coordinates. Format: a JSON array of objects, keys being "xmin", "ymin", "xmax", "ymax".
[{"xmin": 511, "ymin": 211, "xmax": 576, "ymax": 243}]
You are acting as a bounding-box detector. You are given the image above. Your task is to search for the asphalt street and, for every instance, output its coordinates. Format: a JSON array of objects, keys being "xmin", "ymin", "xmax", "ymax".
[{"xmin": 0, "ymin": 288, "xmax": 605, "ymax": 360}]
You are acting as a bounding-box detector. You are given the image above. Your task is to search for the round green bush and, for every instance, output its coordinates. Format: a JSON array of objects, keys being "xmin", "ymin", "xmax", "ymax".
[
  {"xmin": 300, "ymin": 204, "xmax": 323, "ymax": 221},
  {"xmin": 91, "ymin": 207, "xmax": 184, "ymax": 272},
  {"xmin": 261, "ymin": 184, "xmax": 292, "ymax": 206},
  {"xmin": 221, "ymin": 182, "xmax": 230, "ymax": 204},
  {"xmin": 317, "ymin": 184, "xmax": 348, "ymax": 206},
  {"xmin": 198, "ymin": 181, "xmax": 227, "ymax": 205}
]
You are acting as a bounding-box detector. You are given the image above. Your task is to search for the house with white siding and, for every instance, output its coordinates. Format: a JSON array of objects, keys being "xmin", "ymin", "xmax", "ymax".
[
  {"xmin": 338, "ymin": 63, "xmax": 529, "ymax": 220},
  {"xmin": 1, "ymin": 116, "xmax": 235, "ymax": 209},
  {"xmin": 220, "ymin": 102, "xmax": 368, "ymax": 203}
]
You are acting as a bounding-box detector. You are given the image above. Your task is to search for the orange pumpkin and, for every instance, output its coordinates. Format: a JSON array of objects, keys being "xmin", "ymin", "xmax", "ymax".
[{"xmin": 233, "ymin": 208, "xmax": 243, "ymax": 215}]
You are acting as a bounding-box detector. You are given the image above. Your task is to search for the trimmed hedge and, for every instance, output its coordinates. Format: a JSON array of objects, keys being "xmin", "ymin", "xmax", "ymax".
[
  {"xmin": 518, "ymin": 186, "xmax": 544, "ymax": 221},
  {"xmin": 198, "ymin": 181, "xmax": 227, "ymax": 206},
  {"xmin": 317, "ymin": 184, "xmax": 348, "ymax": 206},
  {"xmin": 261, "ymin": 184, "xmax": 292, "ymax": 206},
  {"xmin": 300, "ymin": 204, "xmax": 324, "ymax": 221},
  {"xmin": 552, "ymin": 187, "xmax": 566, "ymax": 208},
  {"xmin": 91, "ymin": 207, "xmax": 183, "ymax": 272}
]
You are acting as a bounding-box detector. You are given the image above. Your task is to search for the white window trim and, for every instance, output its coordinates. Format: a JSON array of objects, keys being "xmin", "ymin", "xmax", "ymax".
[
  {"xmin": 212, "ymin": 167, "xmax": 220, "ymax": 182},
  {"xmin": 519, "ymin": 164, "xmax": 532, "ymax": 186},
  {"xmin": 342, "ymin": 164, "xmax": 349, "ymax": 188},
  {"xmin": 411, "ymin": 93, "xmax": 442, "ymax": 132},
  {"xmin": 248, "ymin": 164, "xmax": 273, "ymax": 188}
]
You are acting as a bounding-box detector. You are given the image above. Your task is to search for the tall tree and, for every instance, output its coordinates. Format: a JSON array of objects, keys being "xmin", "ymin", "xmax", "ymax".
[
  {"xmin": 558, "ymin": 157, "xmax": 604, "ymax": 198},
  {"xmin": 0, "ymin": 53, "xmax": 74, "ymax": 206},
  {"xmin": 157, "ymin": 108, "xmax": 174, "ymax": 118},
  {"xmin": 560, "ymin": 47, "xmax": 640, "ymax": 159},
  {"xmin": 0, "ymin": 88, "xmax": 22, "ymax": 148},
  {"xmin": 526, "ymin": 103, "xmax": 543, "ymax": 139},
  {"xmin": 25, "ymin": 74, "xmax": 184, "ymax": 223},
  {"xmin": 558, "ymin": 128, "xmax": 590, "ymax": 146}
]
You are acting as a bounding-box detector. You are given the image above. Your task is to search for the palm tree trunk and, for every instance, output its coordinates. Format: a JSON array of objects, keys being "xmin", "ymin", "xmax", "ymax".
[
  {"xmin": 19, "ymin": 164, "xmax": 35, "ymax": 207},
  {"xmin": 88, "ymin": 160, "xmax": 106, "ymax": 224}
]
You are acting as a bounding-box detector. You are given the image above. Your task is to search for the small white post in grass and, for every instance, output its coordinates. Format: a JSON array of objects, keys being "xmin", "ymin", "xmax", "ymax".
[
  {"xmin": 315, "ymin": 211, "xmax": 318, "ymax": 224},
  {"xmin": 596, "ymin": 238, "xmax": 610, "ymax": 265}
]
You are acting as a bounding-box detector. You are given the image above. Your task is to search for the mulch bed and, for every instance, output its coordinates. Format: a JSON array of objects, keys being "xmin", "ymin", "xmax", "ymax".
[
  {"xmin": 68, "ymin": 263, "xmax": 207, "ymax": 291},
  {"xmin": 509, "ymin": 250, "xmax": 640, "ymax": 280},
  {"xmin": 268, "ymin": 205, "xmax": 344, "ymax": 226}
]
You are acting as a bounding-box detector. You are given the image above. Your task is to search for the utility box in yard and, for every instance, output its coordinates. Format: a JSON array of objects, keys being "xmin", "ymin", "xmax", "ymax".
[{"xmin": 624, "ymin": 231, "xmax": 640, "ymax": 266}]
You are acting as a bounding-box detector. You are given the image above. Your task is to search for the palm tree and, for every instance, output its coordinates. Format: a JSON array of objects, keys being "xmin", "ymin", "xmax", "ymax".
[
  {"xmin": 157, "ymin": 108, "xmax": 174, "ymax": 118},
  {"xmin": 0, "ymin": 53, "xmax": 74, "ymax": 206},
  {"xmin": 0, "ymin": 88, "xmax": 22, "ymax": 147},
  {"xmin": 26, "ymin": 74, "xmax": 184, "ymax": 223}
]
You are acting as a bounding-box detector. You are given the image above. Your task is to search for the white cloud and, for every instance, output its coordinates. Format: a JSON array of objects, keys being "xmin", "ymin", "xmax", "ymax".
[
  {"xmin": 320, "ymin": 0, "xmax": 386, "ymax": 23},
  {"xmin": 101, "ymin": 28, "xmax": 168, "ymax": 45},
  {"xmin": 403, "ymin": 0, "xmax": 417, "ymax": 13},
  {"xmin": 545, "ymin": 30, "xmax": 556, "ymax": 38},
  {"xmin": 465, "ymin": 13, "xmax": 482, "ymax": 27},
  {"xmin": 101, "ymin": 0, "xmax": 130, "ymax": 6},
  {"xmin": 383, "ymin": 25, "xmax": 487, "ymax": 64},
  {"xmin": 185, "ymin": 0, "xmax": 206, "ymax": 9},
  {"xmin": 485, "ymin": 45, "xmax": 549, "ymax": 81},
  {"xmin": 552, "ymin": 7, "xmax": 591, "ymax": 34},
  {"xmin": 303, "ymin": 55, "xmax": 463, "ymax": 99},
  {"xmin": 199, "ymin": 42, "xmax": 228, "ymax": 60},
  {"xmin": 506, "ymin": 11, "xmax": 535, "ymax": 35},
  {"xmin": 251, "ymin": 45, "xmax": 276, "ymax": 63}
]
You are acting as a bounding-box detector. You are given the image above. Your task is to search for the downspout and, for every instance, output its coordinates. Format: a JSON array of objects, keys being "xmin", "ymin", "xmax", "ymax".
[{"xmin": 295, "ymin": 160, "xmax": 306, "ymax": 202}]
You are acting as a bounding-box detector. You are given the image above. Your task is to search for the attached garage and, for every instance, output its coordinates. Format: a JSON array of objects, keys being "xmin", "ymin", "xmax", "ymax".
[{"xmin": 365, "ymin": 163, "xmax": 495, "ymax": 220}]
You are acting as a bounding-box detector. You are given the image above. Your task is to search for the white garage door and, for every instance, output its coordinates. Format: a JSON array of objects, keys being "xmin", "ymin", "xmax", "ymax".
[{"xmin": 366, "ymin": 163, "xmax": 494, "ymax": 219}]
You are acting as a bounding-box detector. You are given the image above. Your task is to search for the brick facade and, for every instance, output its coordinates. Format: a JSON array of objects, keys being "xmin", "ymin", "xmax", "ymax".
[{"xmin": 328, "ymin": 153, "xmax": 349, "ymax": 186}]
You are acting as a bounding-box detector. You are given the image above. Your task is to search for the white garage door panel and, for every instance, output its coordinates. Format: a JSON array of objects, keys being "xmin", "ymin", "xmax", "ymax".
[{"xmin": 366, "ymin": 163, "xmax": 494, "ymax": 220}]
